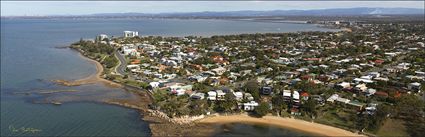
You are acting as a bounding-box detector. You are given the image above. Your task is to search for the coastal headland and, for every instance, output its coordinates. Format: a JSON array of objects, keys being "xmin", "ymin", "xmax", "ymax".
[
  {"xmin": 50, "ymin": 49, "xmax": 362, "ymax": 137},
  {"xmin": 50, "ymin": 52, "xmax": 363, "ymax": 136}
]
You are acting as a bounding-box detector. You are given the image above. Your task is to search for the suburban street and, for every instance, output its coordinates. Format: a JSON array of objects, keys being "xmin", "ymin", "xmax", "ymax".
[{"xmin": 114, "ymin": 50, "xmax": 127, "ymax": 76}]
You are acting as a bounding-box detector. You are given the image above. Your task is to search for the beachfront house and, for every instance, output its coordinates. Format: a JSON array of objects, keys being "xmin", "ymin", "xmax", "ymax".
[
  {"xmin": 292, "ymin": 91, "xmax": 300, "ymax": 103},
  {"xmin": 216, "ymin": 90, "xmax": 226, "ymax": 100},
  {"xmin": 283, "ymin": 90, "xmax": 292, "ymax": 101},
  {"xmin": 243, "ymin": 101, "xmax": 259, "ymax": 111}
]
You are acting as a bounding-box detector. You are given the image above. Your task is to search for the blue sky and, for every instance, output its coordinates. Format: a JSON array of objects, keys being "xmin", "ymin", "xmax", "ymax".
[{"xmin": 1, "ymin": 1, "xmax": 424, "ymax": 16}]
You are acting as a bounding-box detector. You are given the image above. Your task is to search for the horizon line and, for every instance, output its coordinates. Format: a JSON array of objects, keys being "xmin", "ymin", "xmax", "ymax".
[{"xmin": 2, "ymin": 7, "xmax": 424, "ymax": 17}]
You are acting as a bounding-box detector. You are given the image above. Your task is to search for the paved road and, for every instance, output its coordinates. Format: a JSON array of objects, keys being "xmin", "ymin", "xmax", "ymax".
[{"xmin": 114, "ymin": 50, "xmax": 127, "ymax": 76}]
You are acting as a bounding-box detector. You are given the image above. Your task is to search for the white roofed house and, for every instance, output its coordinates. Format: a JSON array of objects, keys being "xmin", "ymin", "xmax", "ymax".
[
  {"xmin": 396, "ymin": 63, "xmax": 411, "ymax": 70},
  {"xmin": 121, "ymin": 44, "xmax": 138, "ymax": 55},
  {"xmin": 169, "ymin": 85, "xmax": 185, "ymax": 96},
  {"xmin": 365, "ymin": 88, "xmax": 376, "ymax": 96},
  {"xmin": 124, "ymin": 31, "xmax": 139, "ymax": 38},
  {"xmin": 336, "ymin": 82, "xmax": 351, "ymax": 89},
  {"xmin": 149, "ymin": 82, "xmax": 160, "ymax": 90},
  {"xmin": 353, "ymin": 78, "xmax": 374, "ymax": 84},
  {"xmin": 244, "ymin": 93, "xmax": 254, "ymax": 101},
  {"xmin": 168, "ymin": 84, "xmax": 193, "ymax": 96},
  {"xmin": 233, "ymin": 92, "xmax": 243, "ymax": 101},
  {"xmin": 368, "ymin": 72, "xmax": 380, "ymax": 78},
  {"xmin": 327, "ymin": 94, "xmax": 339, "ymax": 103},
  {"xmin": 216, "ymin": 90, "xmax": 226, "ymax": 100},
  {"xmin": 243, "ymin": 101, "xmax": 259, "ymax": 111},
  {"xmin": 408, "ymin": 82, "xmax": 422, "ymax": 93},
  {"xmin": 292, "ymin": 91, "xmax": 300, "ymax": 103},
  {"xmin": 283, "ymin": 90, "xmax": 292, "ymax": 101},
  {"xmin": 191, "ymin": 92, "xmax": 205, "ymax": 100},
  {"xmin": 207, "ymin": 91, "xmax": 217, "ymax": 101},
  {"xmin": 211, "ymin": 67, "xmax": 227, "ymax": 76},
  {"xmin": 354, "ymin": 83, "xmax": 368, "ymax": 92},
  {"xmin": 188, "ymin": 75, "xmax": 208, "ymax": 83}
]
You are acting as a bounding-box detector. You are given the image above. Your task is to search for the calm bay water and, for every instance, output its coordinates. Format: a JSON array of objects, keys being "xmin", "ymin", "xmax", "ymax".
[
  {"xmin": 1, "ymin": 18, "xmax": 335, "ymax": 136},
  {"xmin": 215, "ymin": 123, "xmax": 314, "ymax": 137}
]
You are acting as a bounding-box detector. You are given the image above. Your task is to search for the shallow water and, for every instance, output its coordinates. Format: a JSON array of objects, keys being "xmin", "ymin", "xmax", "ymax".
[
  {"xmin": 1, "ymin": 18, "xmax": 335, "ymax": 136},
  {"xmin": 215, "ymin": 123, "xmax": 314, "ymax": 137}
]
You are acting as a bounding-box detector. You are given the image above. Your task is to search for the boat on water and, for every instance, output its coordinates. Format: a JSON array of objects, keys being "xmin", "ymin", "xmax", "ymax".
[{"xmin": 52, "ymin": 101, "xmax": 62, "ymax": 105}]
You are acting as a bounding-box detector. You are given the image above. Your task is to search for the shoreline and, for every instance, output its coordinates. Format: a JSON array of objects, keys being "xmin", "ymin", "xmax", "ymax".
[
  {"xmin": 52, "ymin": 49, "xmax": 122, "ymax": 88},
  {"xmin": 198, "ymin": 114, "xmax": 364, "ymax": 137}
]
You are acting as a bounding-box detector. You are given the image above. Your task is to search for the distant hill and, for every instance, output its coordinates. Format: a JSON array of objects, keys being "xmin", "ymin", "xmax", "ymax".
[{"xmin": 90, "ymin": 7, "xmax": 424, "ymax": 17}]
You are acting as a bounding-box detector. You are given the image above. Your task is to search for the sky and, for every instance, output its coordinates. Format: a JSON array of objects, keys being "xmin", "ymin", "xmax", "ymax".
[{"xmin": 1, "ymin": 1, "xmax": 424, "ymax": 16}]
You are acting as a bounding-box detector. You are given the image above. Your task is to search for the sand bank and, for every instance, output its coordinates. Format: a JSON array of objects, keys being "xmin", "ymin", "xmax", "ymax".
[{"xmin": 198, "ymin": 114, "xmax": 363, "ymax": 137}]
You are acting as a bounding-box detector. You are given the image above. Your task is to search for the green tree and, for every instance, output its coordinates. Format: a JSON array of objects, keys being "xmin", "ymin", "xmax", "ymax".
[
  {"xmin": 189, "ymin": 99, "xmax": 208, "ymax": 116},
  {"xmin": 302, "ymin": 99, "xmax": 317, "ymax": 117},
  {"xmin": 103, "ymin": 55, "xmax": 118, "ymax": 68},
  {"xmin": 395, "ymin": 95, "xmax": 425, "ymax": 137},
  {"xmin": 254, "ymin": 102, "xmax": 270, "ymax": 117},
  {"xmin": 272, "ymin": 95, "xmax": 287, "ymax": 115},
  {"xmin": 367, "ymin": 104, "xmax": 391, "ymax": 131},
  {"xmin": 244, "ymin": 80, "xmax": 260, "ymax": 100},
  {"xmin": 355, "ymin": 114, "xmax": 369, "ymax": 132},
  {"xmin": 214, "ymin": 93, "xmax": 237, "ymax": 113}
]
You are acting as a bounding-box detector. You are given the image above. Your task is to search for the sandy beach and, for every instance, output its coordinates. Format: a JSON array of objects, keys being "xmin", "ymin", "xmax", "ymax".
[
  {"xmin": 53, "ymin": 53, "xmax": 122, "ymax": 88},
  {"xmin": 198, "ymin": 114, "xmax": 363, "ymax": 137}
]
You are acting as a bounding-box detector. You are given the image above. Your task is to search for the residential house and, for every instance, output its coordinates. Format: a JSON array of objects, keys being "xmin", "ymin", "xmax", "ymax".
[
  {"xmin": 354, "ymin": 84, "xmax": 368, "ymax": 92},
  {"xmin": 260, "ymin": 86, "xmax": 273, "ymax": 95},
  {"xmin": 408, "ymin": 82, "xmax": 421, "ymax": 92},
  {"xmin": 122, "ymin": 44, "xmax": 138, "ymax": 55},
  {"xmin": 233, "ymin": 92, "xmax": 243, "ymax": 101},
  {"xmin": 191, "ymin": 92, "xmax": 205, "ymax": 100},
  {"xmin": 336, "ymin": 82, "xmax": 351, "ymax": 89},
  {"xmin": 243, "ymin": 101, "xmax": 259, "ymax": 111},
  {"xmin": 207, "ymin": 91, "xmax": 217, "ymax": 101},
  {"xmin": 300, "ymin": 92, "xmax": 310, "ymax": 101},
  {"xmin": 244, "ymin": 93, "xmax": 254, "ymax": 101},
  {"xmin": 216, "ymin": 90, "xmax": 226, "ymax": 100}
]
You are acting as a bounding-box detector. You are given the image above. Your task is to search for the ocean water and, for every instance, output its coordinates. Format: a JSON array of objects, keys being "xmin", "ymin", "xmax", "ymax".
[{"xmin": 1, "ymin": 18, "xmax": 336, "ymax": 136}]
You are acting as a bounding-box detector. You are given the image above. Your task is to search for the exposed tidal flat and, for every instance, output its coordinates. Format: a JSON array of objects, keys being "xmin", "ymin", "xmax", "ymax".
[{"xmin": 1, "ymin": 18, "xmax": 338, "ymax": 136}]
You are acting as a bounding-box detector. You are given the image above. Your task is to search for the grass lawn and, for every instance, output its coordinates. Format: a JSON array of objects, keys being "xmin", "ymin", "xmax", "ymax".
[
  {"xmin": 376, "ymin": 119, "xmax": 408, "ymax": 137},
  {"xmin": 314, "ymin": 108, "xmax": 355, "ymax": 131}
]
